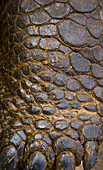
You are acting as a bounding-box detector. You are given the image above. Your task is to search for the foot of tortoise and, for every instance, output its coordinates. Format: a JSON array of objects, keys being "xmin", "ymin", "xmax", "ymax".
[
  {"xmin": 0, "ymin": 131, "xmax": 100, "ymax": 170},
  {"xmin": 83, "ymin": 141, "xmax": 99, "ymax": 170},
  {"xmin": 0, "ymin": 145, "xmax": 18, "ymax": 170},
  {"xmin": 56, "ymin": 151, "xmax": 76, "ymax": 170},
  {"xmin": 25, "ymin": 151, "xmax": 47, "ymax": 170}
]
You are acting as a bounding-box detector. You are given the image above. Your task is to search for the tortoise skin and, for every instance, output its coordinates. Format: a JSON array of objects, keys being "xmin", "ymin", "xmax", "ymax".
[{"xmin": 0, "ymin": 0, "xmax": 103, "ymax": 169}]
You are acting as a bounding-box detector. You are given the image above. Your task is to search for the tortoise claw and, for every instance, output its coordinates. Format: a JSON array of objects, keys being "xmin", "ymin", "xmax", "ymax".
[
  {"xmin": 83, "ymin": 141, "xmax": 99, "ymax": 170},
  {"xmin": 0, "ymin": 145, "xmax": 18, "ymax": 170},
  {"xmin": 25, "ymin": 151, "xmax": 47, "ymax": 170},
  {"xmin": 56, "ymin": 151, "xmax": 76, "ymax": 170}
]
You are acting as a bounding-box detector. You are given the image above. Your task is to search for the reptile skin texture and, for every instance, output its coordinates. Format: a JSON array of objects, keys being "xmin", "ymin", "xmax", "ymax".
[{"xmin": 0, "ymin": 0, "xmax": 103, "ymax": 169}]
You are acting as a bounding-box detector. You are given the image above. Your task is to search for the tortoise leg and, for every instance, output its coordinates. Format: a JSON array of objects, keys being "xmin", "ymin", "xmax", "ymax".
[
  {"xmin": 56, "ymin": 151, "xmax": 76, "ymax": 170},
  {"xmin": 83, "ymin": 141, "xmax": 99, "ymax": 170}
]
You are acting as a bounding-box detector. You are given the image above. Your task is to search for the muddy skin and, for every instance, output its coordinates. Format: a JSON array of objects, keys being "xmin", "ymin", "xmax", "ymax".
[{"xmin": 0, "ymin": 0, "xmax": 103, "ymax": 169}]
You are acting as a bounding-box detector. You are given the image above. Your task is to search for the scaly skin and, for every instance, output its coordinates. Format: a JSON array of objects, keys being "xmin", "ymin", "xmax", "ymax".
[{"xmin": 0, "ymin": 0, "xmax": 103, "ymax": 169}]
